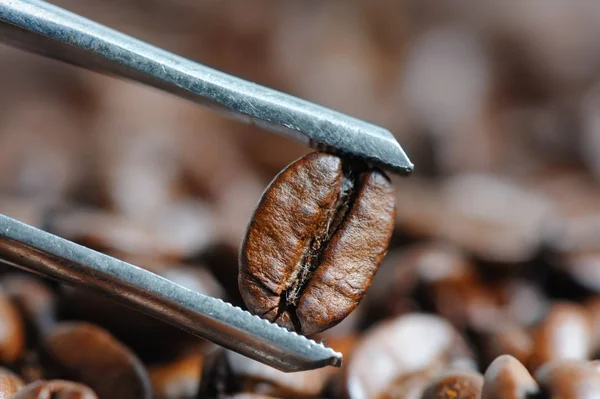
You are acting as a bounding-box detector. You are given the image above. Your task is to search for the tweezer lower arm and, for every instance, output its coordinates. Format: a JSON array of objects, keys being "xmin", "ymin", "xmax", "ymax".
[
  {"xmin": 0, "ymin": 0, "xmax": 412, "ymax": 174},
  {"xmin": 0, "ymin": 214, "xmax": 342, "ymax": 372}
]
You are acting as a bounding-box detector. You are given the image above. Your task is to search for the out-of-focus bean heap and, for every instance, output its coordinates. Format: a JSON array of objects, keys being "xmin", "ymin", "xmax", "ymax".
[{"xmin": 2, "ymin": 1, "xmax": 600, "ymax": 398}]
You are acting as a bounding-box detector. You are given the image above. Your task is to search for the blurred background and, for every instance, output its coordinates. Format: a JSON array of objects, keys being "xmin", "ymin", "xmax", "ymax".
[{"xmin": 3, "ymin": 1, "xmax": 600, "ymax": 397}]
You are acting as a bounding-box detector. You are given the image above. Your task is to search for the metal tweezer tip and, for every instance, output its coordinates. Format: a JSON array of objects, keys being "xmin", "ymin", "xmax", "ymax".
[
  {"xmin": 0, "ymin": 0, "xmax": 413, "ymax": 175},
  {"xmin": 0, "ymin": 214, "xmax": 342, "ymax": 372}
]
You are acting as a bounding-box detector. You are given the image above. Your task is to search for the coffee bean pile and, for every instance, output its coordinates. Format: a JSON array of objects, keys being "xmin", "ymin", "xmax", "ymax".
[{"xmin": 2, "ymin": 1, "xmax": 600, "ymax": 399}]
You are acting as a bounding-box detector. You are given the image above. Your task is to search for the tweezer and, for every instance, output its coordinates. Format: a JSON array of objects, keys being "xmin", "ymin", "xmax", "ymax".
[{"xmin": 0, "ymin": 0, "xmax": 413, "ymax": 372}]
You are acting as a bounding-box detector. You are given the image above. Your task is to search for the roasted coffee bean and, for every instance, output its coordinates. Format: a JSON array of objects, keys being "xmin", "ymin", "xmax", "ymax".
[
  {"xmin": 345, "ymin": 314, "xmax": 475, "ymax": 399},
  {"xmin": 0, "ymin": 367, "xmax": 24, "ymax": 398},
  {"xmin": 199, "ymin": 349, "xmax": 336, "ymax": 399},
  {"xmin": 239, "ymin": 152, "xmax": 395, "ymax": 335},
  {"xmin": 529, "ymin": 302, "xmax": 592, "ymax": 371},
  {"xmin": 0, "ymin": 287, "xmax": 25, "ymax": 364},
  {"xmin": 534, "ymin": 360, "xmax": 600, "ymax": 399},
  {"xmin": 481, "ymin": 355, "xmax": 538, "ymax": 399},
  {"xmin": 2, "ymin": 274, "xmax": 57, "ymax": 338},
  {"xmin": 438, "ymin": 174, "xmax": 552, "ymax": 265},
  {"xmin": 481, "ymin": 325, "xmax": 533, "ymax": 368},
  {"xmin": 12, "ymin": 380, "xmax": 97, "ymax": 399},
  {"xmin": 42, "ymin": 322, "xmax": 151, "ymax": 399},
  {"xmin": 148, "ymin": 348, "xmax": 203, "ymax": 399},
  {"xmin": 420, "ymin": 370, "xmax": 483, "ymax": 399}
]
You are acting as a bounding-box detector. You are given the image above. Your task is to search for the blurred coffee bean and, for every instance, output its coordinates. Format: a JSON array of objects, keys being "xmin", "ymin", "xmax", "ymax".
[
  {"xmin": 2, "ymin": 274, "xmax": 57, "ymax": 339},
  {"xmin": 272, "ymin": 3, "xmax": 398, "ymax": 126},
  {"xmin": 177, "ymin": 114, "xmax": 268, "ymax": 252},
  {"xmin": 46, "ymin": 208, "xmax": 170, "ymax": 258},
  {"xmin": 420, "ymin": 370, "xmax": 483, "ymax": 399},
  {"xmin": 401, "ymin": 28, "xmax": 492, "ymax": 175},
  {"xmin": 12, "ymin": 379, "xmax": 97, "ymax": 399},
  {"xmin": 90, "ymin": 80, "xmax": 189, "ymax": 215},
  {"xmin": 0, "ymin": 367, "xmax": 24, "ymax": 399},
  {"xmin": 0, "ymin": 196, "xmax": 48, "ymax": 229},
  {"xmin": 47, "ymin": 204, "xmax": 214, "ymax": 261},
  {"xmin": 439, "ymin": 174, "xmax": 552, "ymax": 265},
  {"xmin": 58, "ymin": 263, "xmax": 224, "ymax": 362},
  {"xmin": 148, "ymin": 348, "xmax": 203, "ymax": 399},
  {"xmin": 408, "ymin": 243, "xmax": 495, "ymax": 331},
  {"xmin": 394, "ymin": 178, "xmax": 445, "ymax": 240},
  {"xmin": 200, "ymin": 349, "xmax": 336, "ymax": 399},
  {"xmin": 0, "ymin": 101, "xmax": 85, "ymax": 203},
  {"xmin": 42, "ymin": 322, "xmax": 151, "ymax": 399},
  {"xmin": 239, "ymin": 152, "xmax": 395, "ymax": 335},
  {"xmin": 481, "ymin": 325, "xmax": 533, "ymax": 368},
  {"xmin": 361, "ymin": 248, "xmax": 420, "ymax": 324},
  {"xmin": 18, "ymin": 350, "xmax": 43, "ymax": 384},
  {"xmin": 0, "ymin": 287, "xmax": 25, "ymax": 364},
  {"xmin": 497, "ymin": 280, "xmax": 549, "ymax": 328},
  {"xmin": 535, "ymin": 360, "xmax": 600, "ymax": 399},
  {"xmin": 529, "ymin": 302, "xmax": 592, "ymax": 371},
  {"xmin": 584, "ymin": 297, "xmax": 600, "ymax": 355},
  {"xmin": 345, "ymin": 314, "xmax": 475, "ymax": 399},
  {"xmin": 561, "ymin": 251, "xmax": 600, "ymax": 294},
  {"xmin": 481, "ymin": 355, "xmax": 538, "ymax": 399}
]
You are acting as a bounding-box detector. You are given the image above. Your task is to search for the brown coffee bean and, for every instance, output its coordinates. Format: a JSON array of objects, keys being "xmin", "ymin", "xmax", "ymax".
[
  {"xmin": 0, "ymin": 367, "xmax": 24, "ymax": 399},
  {"xmin": 0, "ymin": 195, "xmax": 48, "ymax": 229},
  {"xmin": 239, "ymin": 152, "xmax": 395, "ymax": 335},
  {"xmin": 12, "ymin": 380, "xmax": 97, "ymax": 399},
  {"xmin": 535, "ymin": 360, "xmax": 600, "ymax": 399},
  {"xmin": 0, "ymin": 287, "xmax": 25, "ymax": 364},
  {"xmin": 497, "ymin": 280, "xmax": 549, "ymax": 328},
  {"xmin": 393, "ymin": 178, "xmax": 445, "ymax": 240},
  {"xmin": 42, "ymin": 322, "xmax": 151, "ymax": 399},
  {"xmin": 584, "ymin": 297, "xmax": 600, "ymax": 354},
  {"xmin": 2, "ymin": 274, "xmax": 57, "ymax": 338},
  {"xmin": 200, "ymin": 349, "xmax": 336, "ymax": 399},
  {"xmin": 17, "ymin": 350, "xmax": 43, "ymax": 384},
  {"xmin": 529, "ymin": 302, "xmax": 592, "ymax": 371},
  {"xmin": 481, "ymin": 355, "xmax": 538, "ymax": 399},
  {"xmin": 345, "ymin": 314, "xmax": 475, "ymax": 399},
  {"xmin": 408, "ymin": 243, "xmax": 493, "ymax": 331},
  {"xmin": 439, "ymin": 174, "xmax": 552, "ymax": 265},
  {"xmin": 148, "ymin": 348, "xmax": 203, "ymax": 399},
  {"xmin": 481, "ymin": 325, "xmax": 533, "ymax": 368},
  {"xmin": 420, "ymin": 370, "xmax": 483, "ymax": 399}
]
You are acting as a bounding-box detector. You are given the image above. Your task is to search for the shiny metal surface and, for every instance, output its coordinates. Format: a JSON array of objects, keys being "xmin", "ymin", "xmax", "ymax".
[
  {"xmin": 0, "ymin": 0, "xmax": 413, "ymax": 174},
  {"xmin": 0, "ymin": 214, "xmax": 342, "ymax": 372}
]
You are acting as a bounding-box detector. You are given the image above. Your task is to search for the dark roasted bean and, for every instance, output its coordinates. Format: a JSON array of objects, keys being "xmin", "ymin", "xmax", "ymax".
[
  {"xmin": 42, "ymin": 322, "xmax": 151, "ymax": 399},
  {"xmin": 239, "ymin": 152, "xmax": 395, "ymax": 335},
  {"xmin": 420, "ymin": 370, "xmax": 483, "ymax": 399},
  {"xmin": 12, "ymin": 379, "xmax": 97, "ymax": 399},
  {"xmin": 481, "ymin": 355, "xmax": 538, "ymax": 399},
  {"xmin": 345, "ymin": 314, "xmax": 475, "ymax": 399},
  {"xmin": 535, "ymin": 360, "xmax": 600, "ymax": 399}
]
